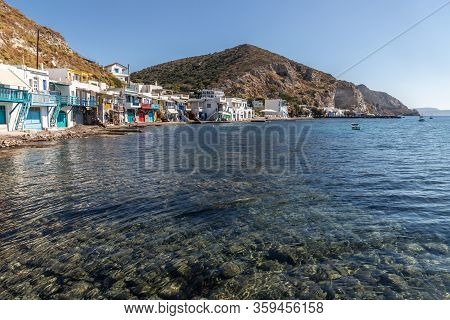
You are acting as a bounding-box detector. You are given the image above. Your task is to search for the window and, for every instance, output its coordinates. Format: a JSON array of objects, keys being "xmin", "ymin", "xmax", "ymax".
[
  {"xmin": 33, "ymin": 77, "xmax": 39, "ymax": 92},
  {"xmin": 114, "ymin": 68, "xmax": 120, "ymax": 74},
  {"xmin": 207, "ymin": 103, "xmax": 211, "ymax": 108},
  {"xmin": 42, "ymin": 80, "xmax": 47, "ymax": 91}
]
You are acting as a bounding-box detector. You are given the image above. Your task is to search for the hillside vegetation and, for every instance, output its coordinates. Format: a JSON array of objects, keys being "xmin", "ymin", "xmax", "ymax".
[
  {"xmin": 0, "ymin": 0, "xmax": 121, "ymax": 87},
  {"xmin": 132, "ymin": 44, "xmax": 418, "ymax": 116}
]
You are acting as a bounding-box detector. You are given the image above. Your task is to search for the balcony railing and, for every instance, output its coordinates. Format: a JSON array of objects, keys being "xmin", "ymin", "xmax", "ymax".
[
  {"xmin": 80, "ymin": 99, "xmax": 97, "ymax": 107},
  {"xmin": 31, "ymin": 93, "xmax": 58, "ymax": 107},
  {"xmin": 125, "ymin": 84, "xmax": 139, "ymax": 93},
  {"xmin": 0, "ymin": 87, "xmax": 29, "ymax": 103},
  {"xmin": 125, "ymin": 101, "xmax": 140, "ymax": 109},
  {"xmin": 58, "ymin": 96, "xmax": 80, "ymax": 106},
  {"xmin": 140, "ymin": 103, "xmax": 151, "ymax": 110}
]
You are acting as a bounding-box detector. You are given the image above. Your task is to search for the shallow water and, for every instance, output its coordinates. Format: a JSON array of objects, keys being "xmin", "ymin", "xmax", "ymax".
[{"xmin": 0, "ymin": 117, "xmax": 449, "ymax": 299}]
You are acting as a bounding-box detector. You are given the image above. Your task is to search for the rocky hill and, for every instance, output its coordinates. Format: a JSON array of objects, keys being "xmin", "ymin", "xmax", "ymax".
[
  {"xmin": 0, "ymin": 0, "xmax": 120, "ymax": 87},
  {"xmin": 132, "ymin": 44, "xmax": 418, "ymax": 116},
  {"xmin": 357, "ymin": 85, "xmax": 418, "ymax": 116}
]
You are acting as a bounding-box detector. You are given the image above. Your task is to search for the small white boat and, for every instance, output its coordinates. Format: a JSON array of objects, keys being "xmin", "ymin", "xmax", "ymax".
[
  {"xmin": 419, "ymin": 116, "xmax": 425, "ymax": 122},
  {"xmin": 351, "ymin": 123, "xmax": 361, "ymax": 130}
]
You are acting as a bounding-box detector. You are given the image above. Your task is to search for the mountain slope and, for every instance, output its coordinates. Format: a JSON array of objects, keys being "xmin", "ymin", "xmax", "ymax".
[
  {"xmin": 132, "ymin": 44, "xmax": 337, "ymax": 107},
  {"xmin": 0, "ymin": 0, "xmax": 120, "ymax": 87},
  {"xmin": 132, "ymin": 44, "xmax": 418, "ymax": 116},
  {"xmin": 357, "ymin": 85, "xmax": 418, "ymax": 116}
]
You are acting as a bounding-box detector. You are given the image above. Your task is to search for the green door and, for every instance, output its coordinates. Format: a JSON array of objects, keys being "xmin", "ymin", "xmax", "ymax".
[
  {"xmin": 57, "ymin": 111, "xmax": 67, "ymax": 128},
  {"xmin": 25, "ymin": 107, "xmax": 42, "ymax": 130},
  {"xmin": 0, "ymin": 106, "xmax": 6, "ymax": 124}
]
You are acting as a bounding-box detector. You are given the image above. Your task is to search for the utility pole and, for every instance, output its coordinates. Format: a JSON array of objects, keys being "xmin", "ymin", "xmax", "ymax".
[
  {"xmin": 127, "ymin": 64, "xmax": 130, "ymax": 85},
  {"xmin": 36, "ymin": 27, "xmax": 40, "ymax": 69}
]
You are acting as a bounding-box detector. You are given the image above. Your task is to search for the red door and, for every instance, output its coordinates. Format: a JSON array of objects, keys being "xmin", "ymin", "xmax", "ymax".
[{"xmin": 138, "ymin": 111, "xmax": 145, "ymax": 122}]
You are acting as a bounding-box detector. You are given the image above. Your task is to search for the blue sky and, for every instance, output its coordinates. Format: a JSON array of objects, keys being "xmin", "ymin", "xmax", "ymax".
[{"xmin": 7, "ymin": 0, "xmax": 450, "ymax": 109}]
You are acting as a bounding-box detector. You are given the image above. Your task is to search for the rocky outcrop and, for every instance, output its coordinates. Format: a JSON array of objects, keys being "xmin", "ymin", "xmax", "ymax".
[
  {"xmin": 334, "ymin": 81, "xmax": 373, "ymax": 114},
  {"xmin": 357, "ymin": 85, "xmax": 419, "ymax": 116}
]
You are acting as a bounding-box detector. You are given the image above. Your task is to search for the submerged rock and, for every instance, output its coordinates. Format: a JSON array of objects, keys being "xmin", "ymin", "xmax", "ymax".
[
  {"xmin": 220, "ymin": 262, "xmax": 242, "ymax": 279},
  {"xmin": 258, "ymin": 260, "xmax": 284, "ymax": 272},
  {"xmin": 159, "ymin": 283, "xmax": 181, "ymax": 299},
  {"xmin": 379, "ymin": 273, "xmax": 408, "ymax": 292},
  {"xmin": 424, "ymin": 243, "xmax": 448, "ymax": 255},
  {"xmin": 266, "ymin": 247, "xmax": 297, "ymax": 265}
]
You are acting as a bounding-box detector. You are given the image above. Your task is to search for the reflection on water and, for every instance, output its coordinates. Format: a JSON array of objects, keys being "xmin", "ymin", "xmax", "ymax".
[{"xmin": 0, "ymin": 118, "xmax": 449, "ymax": 299}]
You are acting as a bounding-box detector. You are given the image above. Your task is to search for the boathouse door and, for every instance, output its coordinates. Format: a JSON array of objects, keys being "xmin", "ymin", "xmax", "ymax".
[
  {"xmin": 148, "ymin": 111, "xmax": 154, "ymax": 122},
  {"xmin": 57, "ymin": 111, "xmax": 67, "ymax": 128},
  {"xmin": 0, "ymin": 106, "xmax": 6, "ymax": 125},
  {"xmin": 127, "ymin": 110, "xmax": 134, "ymax": 123},
  {"xmin": 24, "ymin": 107, "xmax": 42, "ymax": 130}
]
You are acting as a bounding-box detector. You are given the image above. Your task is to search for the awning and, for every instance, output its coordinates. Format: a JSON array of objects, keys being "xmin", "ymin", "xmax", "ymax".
[
  {"xmin": 167, "ymin": 109, "xmax": 178, "ymax": 114},
  {"xmin": 0, "ymin": 69, "xmax": 29, "ymax": 89}
]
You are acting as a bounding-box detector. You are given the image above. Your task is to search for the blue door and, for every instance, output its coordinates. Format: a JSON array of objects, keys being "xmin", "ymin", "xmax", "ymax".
[
  {"xmin": 148, "ymin": 111, "xmax": 154, "ymax": 122},
  {"xmin": 57, "ymin": 111, "xmax": 67, "ymax": 128},
  {"xmin": 0, "ymin": 106, "xmax": 6, "ymax": 124},
  {"xmin": 25, "ymin": 107, "xmax": 42, "ymax": 130}
]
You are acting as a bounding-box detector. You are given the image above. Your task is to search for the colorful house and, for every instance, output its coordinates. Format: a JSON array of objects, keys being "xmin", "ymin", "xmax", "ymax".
[
  {"xmin": 16, "ymin": 65, "xmax": 59, "ymax": 130},
  {"xmin": 138, "ymin": 95, "xmax": 159, "ymax": 123},
  {"xmin": 48, "ymin": 68, "xmax": 103, "ymax": 127}
]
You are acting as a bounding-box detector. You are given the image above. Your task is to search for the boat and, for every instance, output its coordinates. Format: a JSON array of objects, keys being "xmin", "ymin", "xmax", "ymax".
[
  {"xmin": 419, "ymin": 116, "xmax": 425, "ymax": 122},
  {"xmin": 351, "ymin": 123, "xmax": 361, "ymax": 130},
  {"xmin": 429, "ymin": 116, "xmax": 434, "ymax": 119}
]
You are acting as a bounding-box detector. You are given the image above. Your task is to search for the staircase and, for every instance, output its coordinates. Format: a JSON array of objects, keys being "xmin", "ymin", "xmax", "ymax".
[
  {"xmin": 206, "ymin": 111, "xmax": 218, "ymax": 121},
  {"xmin": 15, "ymin": 102, "xmax": 31, "ymax": 131},
  {"xmin": 178, "ymin": 109, "xmax": 190, "ymax": 122},
  {"xmin": 50, "ymin": 100, "xmax": 62, "ymax": 127}
]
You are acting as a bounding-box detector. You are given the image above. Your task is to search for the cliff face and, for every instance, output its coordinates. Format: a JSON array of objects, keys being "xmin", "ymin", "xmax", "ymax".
[
  {"xmin": 132, "ymin": 44, "xmax": 417, "ymax": 116},
  {"xmin": 0, "ymin": 0, "xmax": 120, "ymax": 86},
  {"xmin": 334, "ymin": 81, "xmax": 373, "ymax": 114},
  {"xmin": 357, "ymin": 85, "xmax": 419, "ymax": 116}
]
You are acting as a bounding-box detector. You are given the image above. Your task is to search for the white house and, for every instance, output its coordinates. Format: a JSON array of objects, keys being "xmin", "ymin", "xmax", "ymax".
[
  {"xmin": 324, "ymin": 106, "xmax": 345, "ymax": 117},
  {"xmin": 17, "ymin": 65, "xmax": 60, "ymax": 130},
  {"xmin": 264, "ymin": 99, "xmax": 289, "ymax": 118},
  {"xmin": 104, "ymin": 63, "xmax": 129, "ymax": 83},
  {"xmin": 226, "ymin": 97, "xmax": 253, "ymax": 121},
  {"xmin": 188, "ymin": 90, "xmax": 230, "ymax": 121},
  {"xmin": 0, "ymin": 64, "xmax": 30, "ymax": 132}
]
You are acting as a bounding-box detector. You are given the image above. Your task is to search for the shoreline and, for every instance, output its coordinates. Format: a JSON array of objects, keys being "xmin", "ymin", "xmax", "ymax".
[{"xmin": 0, "ymin": 116, "xmax": 407, "ymax": 150}]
